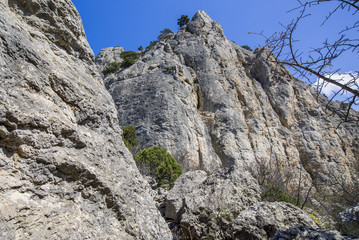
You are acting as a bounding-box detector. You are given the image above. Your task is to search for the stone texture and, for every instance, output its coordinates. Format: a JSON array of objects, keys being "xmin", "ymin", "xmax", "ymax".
[
  {"xmin": 165, "ymin": 167, "xmax": 261, "ymax": 239},
  {"xmin": 96, "ymin": 10, "xmax": 359, "ymax": 239},
  {"xmin": 340, "ymin": 203, "xmax": 359, "ymax": 224},
  {"xmin": 95, "ymin": 46, "xmax": 124, "ymax": 72},
  {"xmin": 0, "ymin": 0, "xmax": 171, "ymax": 239},
  {"xmin": 99, "ymin": 10, "xmax": 359, "ymax": 196},
  {"xmin": 231, "ymin": 202, "xmax": 317, "ymax": 239},
  {"xmin": 272, "ymin": 225, "xmax": 359, "ymax": 240}
]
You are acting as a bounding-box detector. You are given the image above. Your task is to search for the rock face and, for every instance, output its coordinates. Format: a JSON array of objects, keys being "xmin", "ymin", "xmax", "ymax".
[
  {"xmin": 95, "ymin": 46, "xmax": 124, "ymax": 72},
  {"xmin": 0, "ymin": 1, "xmax": 171, "ymax": 239},
  {"xmin": 272, "ymin": 225, "xmax": 359, "ymax": 240},
  {"xmin": 163, "ymin": 168, "xmax": 317, "ymax": 239},
  {"xmin": 165, "ymin": 168, "xmax": 261, "ymax": 239},
  {"xmin": 96, "ymin": 10, "xmax": 359, "ymax": 239},
  {"xmin": 231, "ymin": 202, "xmax": 317, "ymax": 239},
  {"xmin": 98, "ymin": 10, "xmax": 359, "ymax": 194},
  {"xmin": 340, "ymin": 203, "xmax": 359, "ymax": 228},
  {"xmin": 2, "ymin": 0, "xmax": 357, "ymax": 238}
]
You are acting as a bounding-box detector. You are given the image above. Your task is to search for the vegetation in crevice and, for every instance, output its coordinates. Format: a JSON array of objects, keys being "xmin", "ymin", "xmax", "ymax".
[
  {"xmin": 261, "ymin": 184, "xmax": 300, "ymax": 207},
  {"xmin": 135, "ymin": 146, "xmax": 182, "ymax": 188},
  {"xmin": 121, "ymin": 125, "xmax": 138, "ymax": 150},
  {"xmin": 102, "ymin": 61, "xmax": 122, "ymax": 77},
  {"xmin": 102, "ymin": 51, "xmax": 140, "ymax": 76},
  {"xmin": 177, "ymin": 14, "xmax": 190, "ymax": 27},
  {"xmin": 241, "ymin": 45, "xmax": 253, "ymax": 51}
]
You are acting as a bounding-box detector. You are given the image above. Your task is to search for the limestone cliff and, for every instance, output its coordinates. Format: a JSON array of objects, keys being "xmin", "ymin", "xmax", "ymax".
[
  {"xmin": 1, "ymin": 0, "xmax": 358, "ymax": 238},
  {"xmin": 0, "ymin": 0, "xmax": 171, "ymax": 239},
  {"xmin": 97, "ymin": 10, "xmax": 359, "ymax": 238},
  {"xmin": 98, "ymin": 10, "xmax": 359, "ymax": 194}
]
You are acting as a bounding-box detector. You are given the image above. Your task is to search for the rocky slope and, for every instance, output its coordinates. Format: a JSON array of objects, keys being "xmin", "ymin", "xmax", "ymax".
[
  {"xmin": 97, "ymin": 10, "xmax": 359, "ymax": 239},
  {"xmin": 1, "ymin": 0, "xmax": 358, "ymax": 238},
  {"xmin": 98, "ymin": 10, "xmax": 359, "ymax": 195},
  {"xmin": 0, "ymin": 0, "xmax": 171, "ymax": 239}
]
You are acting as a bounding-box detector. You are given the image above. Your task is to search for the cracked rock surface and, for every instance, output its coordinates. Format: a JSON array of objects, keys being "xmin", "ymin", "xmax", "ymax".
[
  {"xmin": 97, "ymin": 10, "xmax": 359, "ymax": 239},
  {"xmin": 98, "ymin": 10, "xmax": 359, "ymax": 194},
  {"xmin": 0, "ymin": 0, "xmax": 171, "ymax": 239}
]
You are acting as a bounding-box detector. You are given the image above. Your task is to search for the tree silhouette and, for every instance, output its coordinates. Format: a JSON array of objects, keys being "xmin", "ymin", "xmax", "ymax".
[
  {"xmin": 260, "ymin": 0, "xmax": 358, "ymax": 121},
  {"xmin": 177, "ymin": 15, "xmax": 190, "ymax": 28}
]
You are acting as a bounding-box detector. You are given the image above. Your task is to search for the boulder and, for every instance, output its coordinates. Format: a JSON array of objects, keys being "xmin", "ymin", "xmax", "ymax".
[
  {"xmin": 231, "ymin": 202, "xmax": 317, "ymax": 239},
  {"xmin": 165, "ymin": 167, "xmax": 261, "ymax": 239}
]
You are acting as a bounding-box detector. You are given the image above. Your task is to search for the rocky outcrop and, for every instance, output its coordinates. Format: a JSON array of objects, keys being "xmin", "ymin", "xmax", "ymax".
[
  {"xmin": 96, "ymin": 9, "xmax": 359, "ymax": 239},
  {"xmin": 99, "ymin": 10, "xmax": 359, "ymax": 195},
  {"xmin": 231, "ymin": 202, "xmax": 317, "ymax": 239},
  {"xmin": 0, "ymin": 0, "xmax": 171, "ymax": 239},
  {"xmin": 165, "ymin": 168, "xmax": 261, "ymax": 239},
  {"xmin": 95, "ymin": 46, "xmax": 124, "ymax": 72},
  {"xmin": 340, "ymin": 203, "xmax": 359, "ymax": 223},
  {"xmin": 272, "ymin": 225, "xmax": 359, "ymax": 240},
  {"xmin": 163, "ymin": 168, "xmax": 318, "ymax": 239}
]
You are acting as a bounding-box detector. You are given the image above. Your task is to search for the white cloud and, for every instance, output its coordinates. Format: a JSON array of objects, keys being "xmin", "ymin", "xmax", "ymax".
[
  {"xmin": 313, "ymin": 72, "xmax": 359, "ymax": 111},
  {"xmin": 313, "ymin": 72, "xmax": 358, "ymax": 97}
]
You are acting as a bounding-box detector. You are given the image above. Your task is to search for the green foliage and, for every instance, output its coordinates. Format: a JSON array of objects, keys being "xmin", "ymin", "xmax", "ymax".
[
  {"xmin": 120, "ymin": 51, "xmax": 140, "ymax": 68},
  {"xmin": 121, "ymin": 125, "xmax": 138, "ymax": 150},
  {"xmin": 158, "ymin": 28, "xmax": 173, "ymax": 41},
  {"xmin": 145, "ymin": 40, "xmax": 159, "ymax": 52},
  {"xmin": 262, "ymin": 184, "xmax": 300, "ymax": 207},
  {"xmin": 157, "ymin": 156, "xmax": 183, "ymax": 187},
  {"xmin": 135, "ymin": 146, "xmax": 182, "ymax": 188},
  {"xmin": 101, "ymin": 51, "xmax": 140, "ymax": 76},
  {"xmin": 138, "ymin": 46, "xmax": 143, "ymax": 51},
  {"xmin": 102, "ymin": 62, "xmax": 122, "ymax": 77},
  {"xmin": 143, "ymin": 28, "xmax": 173, "ymax": 53},
  {"xmin": 164, "ymin": 65, "xmax": 176, "ymax": 73},
  {"xmin": 241, "ymin": 45, "xmax": 253, "ymax": 51},
  {"xmin": 177, "ymin": 14, "xmax": 190, "ymax": 27}
]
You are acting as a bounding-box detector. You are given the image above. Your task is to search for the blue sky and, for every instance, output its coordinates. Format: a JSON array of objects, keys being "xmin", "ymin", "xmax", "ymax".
[
  {"xmin": 72, "ymin": 0, "xmax": 356, "ymax": 69},
  {"xmin": 72, "ymin": 0, "xmax": 358, "ymax": 108}
]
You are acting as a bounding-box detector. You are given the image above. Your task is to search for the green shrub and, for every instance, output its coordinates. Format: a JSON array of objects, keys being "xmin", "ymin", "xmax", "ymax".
[
  {"xmin": 262, "ymin": 184, "xmax": 300, "ymax": 207},
  {"xmin": 145, "ymin": 40, "xmax": 159, "ymax": 52},
  {"xmin": 143, "ymin": 29, "xmax": 173, "ymax": 53},
  {"xmin": 135, "ymin": 146, "xmax": 182, "ymax": 188},
  {"xmin": 102, "ymin": 62, "xmax": 121, "ymax": 77},
  {"xmin": 241, "ymin": 45, "xmax": 253, "ymax": 51},
  {"xmin": 102, "ymin": 51, "xmax": 140, "ymax": 76},
  {"xmin": 120, "ymin": 51, "xmax": 140, "ymax": 68},
  {"xmin": 164, "ymin": 65, "xmax": 176, "ymax": 73},
  {"xmin": 177, "ymin": 14, "xmax": 190, "ymax": 27},
  {"xmin": 157, "ymin": 28, "xmax": 173, "ymax": 41},
  {"xmin": 122, "ymin": 125, "xmax": 138, "ymax": 150}
]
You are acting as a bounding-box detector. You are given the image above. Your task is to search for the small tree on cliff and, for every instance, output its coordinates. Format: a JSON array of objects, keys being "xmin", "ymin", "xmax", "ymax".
[
  {"xmin": 121, "ymin": 125, "xmax": 138, "ymax": 150},
  {"xmin": 177, "ymin": 15, "xmax": 190, "ymax": 27},
  {"xmin": 135, "ymin": 146, "xmax": 182, "ymax": 188}
]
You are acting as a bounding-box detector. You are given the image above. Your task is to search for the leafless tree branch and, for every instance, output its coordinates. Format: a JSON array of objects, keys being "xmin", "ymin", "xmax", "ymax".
[{"xmin": 257, "ymin": 0, "xmax": 359, "ymax": 121}]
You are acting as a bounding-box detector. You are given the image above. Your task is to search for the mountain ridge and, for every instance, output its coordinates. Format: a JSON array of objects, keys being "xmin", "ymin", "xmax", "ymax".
[
  {"xmin": 0, "ymin": 1, "xmax": 358, "ymax": 238},
  {"xmin": 95, "ymin": 10, "xmax": 359, "ymax": 238}
]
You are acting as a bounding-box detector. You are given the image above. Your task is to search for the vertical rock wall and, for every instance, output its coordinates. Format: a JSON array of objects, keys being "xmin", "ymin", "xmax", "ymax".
[
  {"xmin": 99, "ymin": 11, "xmax": 359, "ymax": 195},
  {"xmin": 0, "ymin": 0, "xmax": 171, "ymax": 239}
]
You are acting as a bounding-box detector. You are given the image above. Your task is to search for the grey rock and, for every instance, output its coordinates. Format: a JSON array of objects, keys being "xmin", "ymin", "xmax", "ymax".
[
  {"xmin": 100, "ymin": 10, "xmax": 359, "ymax": 198},
  {"xmin": 272, "ymin": 225, "xmax": 359, "ymax": 240},
  {"xmin": 231, "ymin": 202, "xmax": 317, "ymax": 239},
  {"xmin": 0, "ymin": 1, "xmax": 170, "ymax": 239},
  {"xmin": 95, "ymin": 46, "xmax": 124, "ymax": 72},
  {"xmin": 340, "ymin": 203, "xmax": 359, "ymax": 224},
  {"xmin": 165, "ymin": 167, "xmax": 261, "ymax": 239}
]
